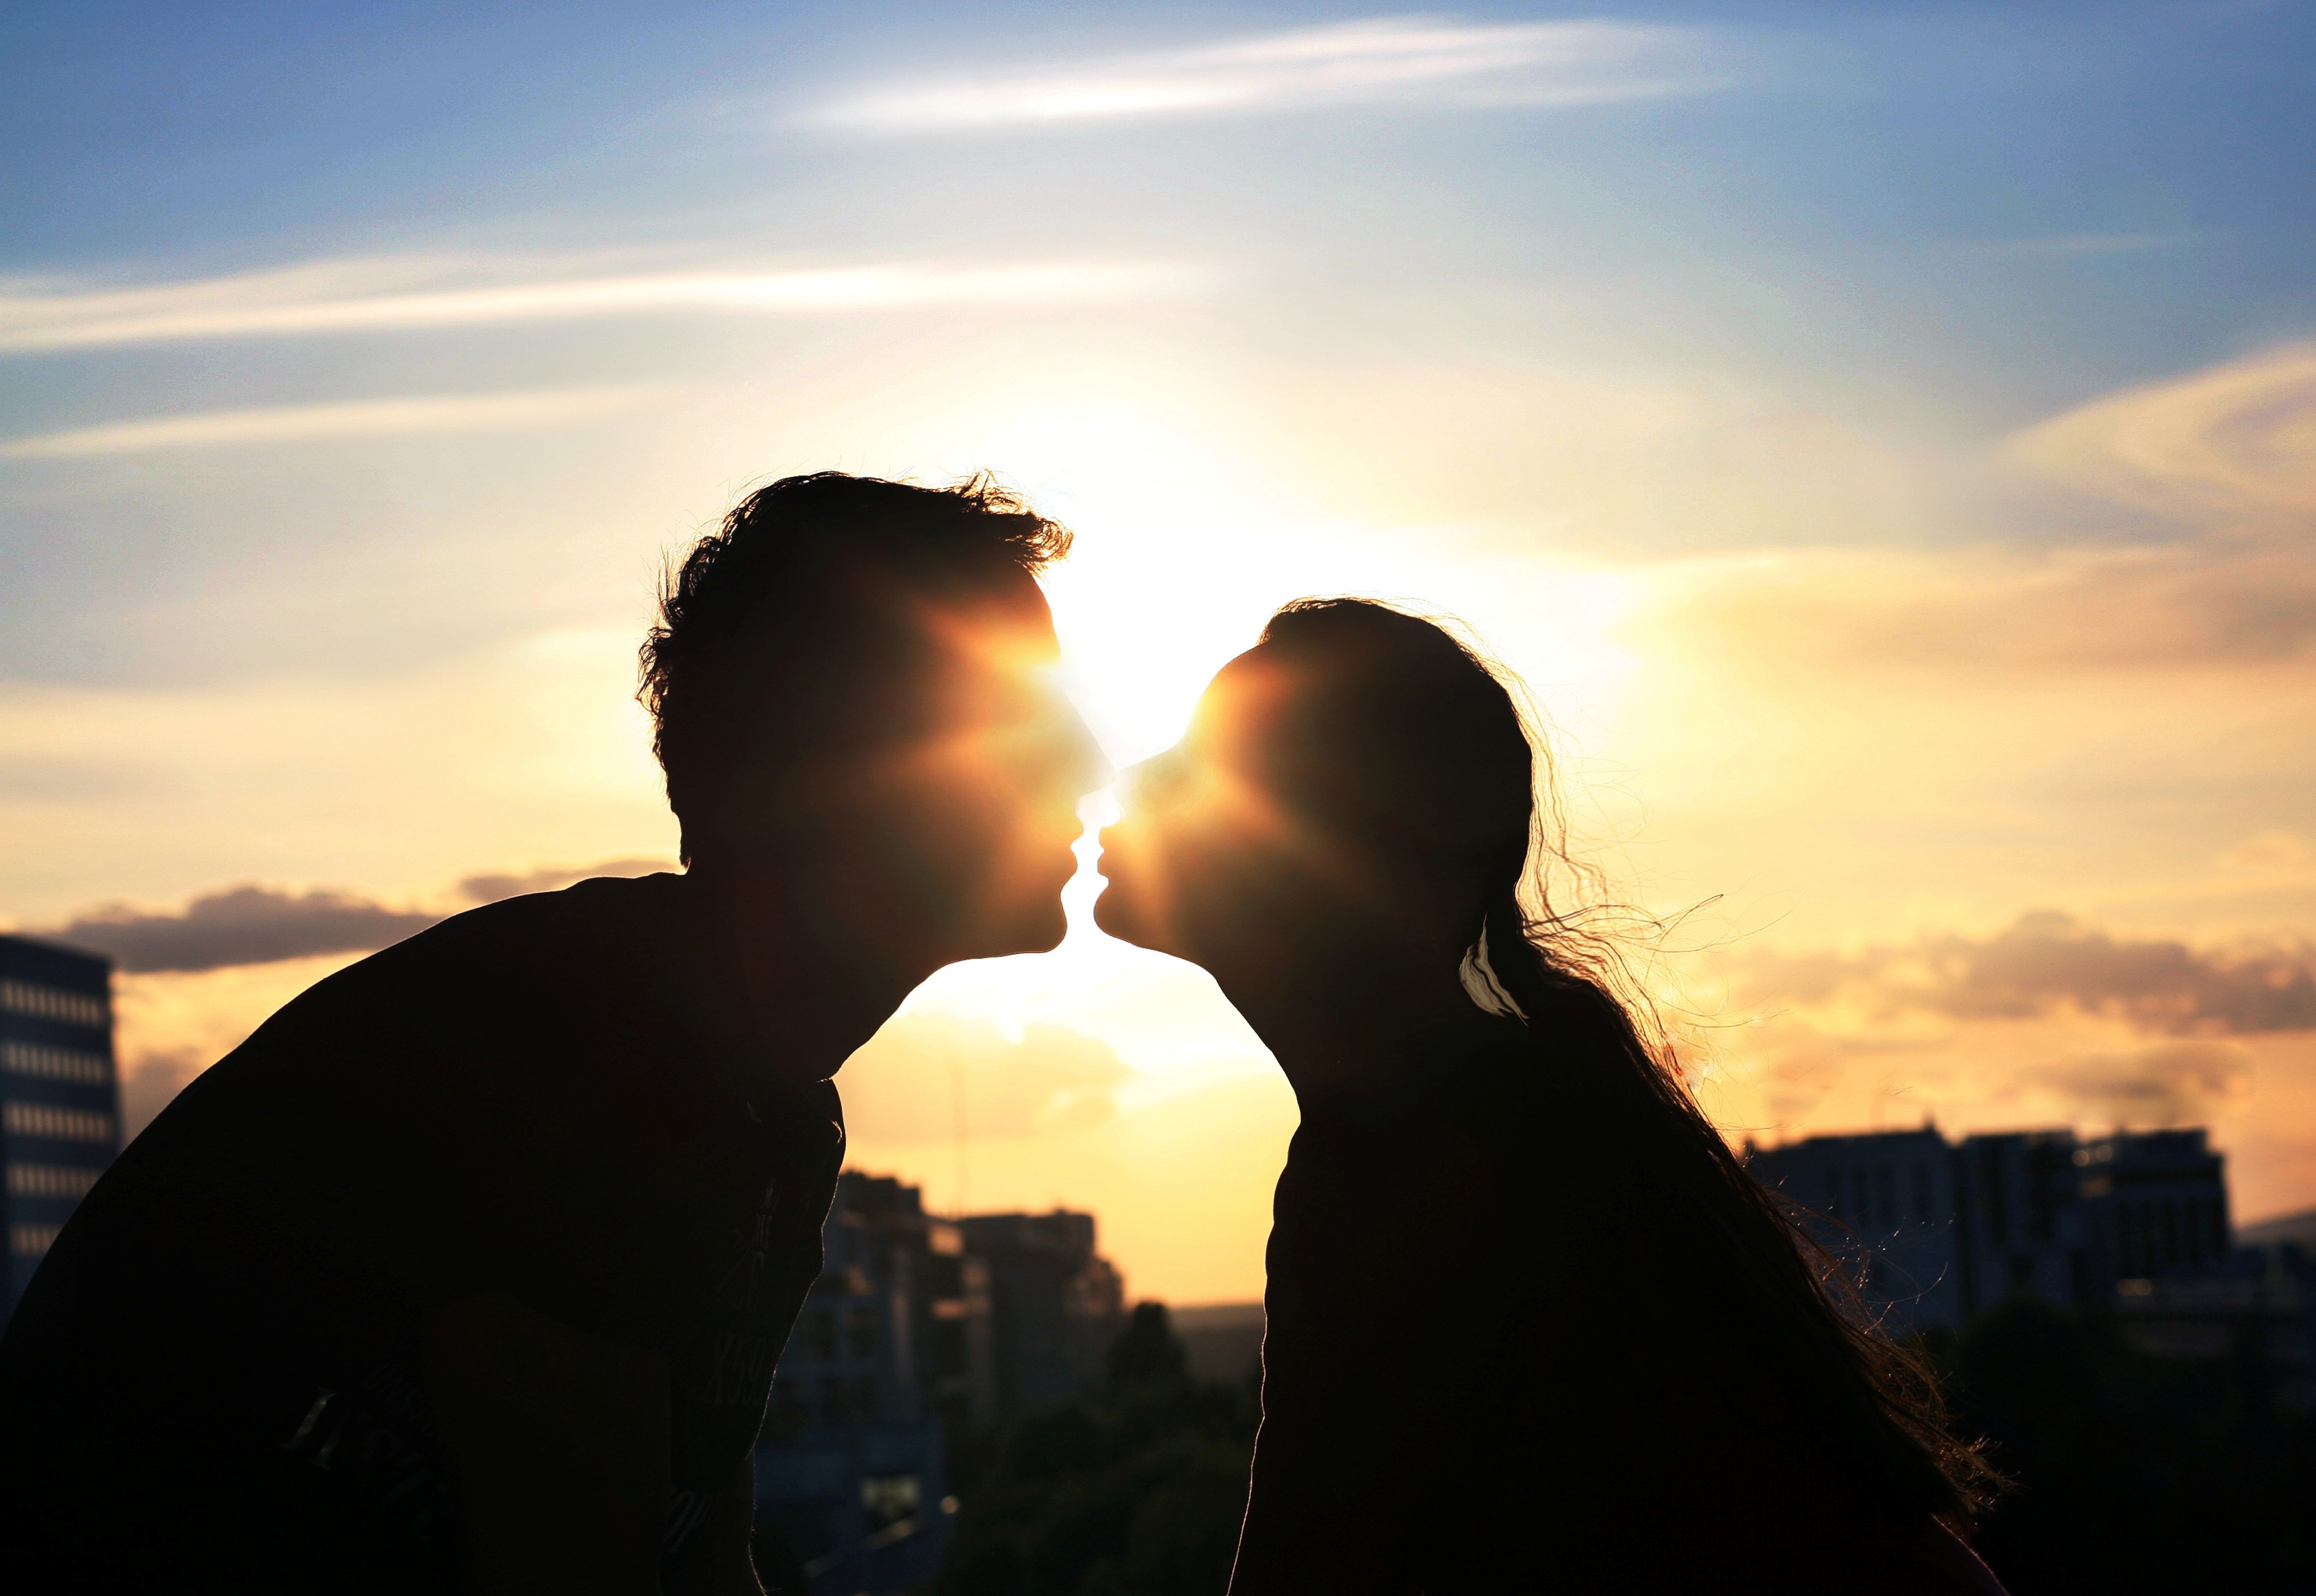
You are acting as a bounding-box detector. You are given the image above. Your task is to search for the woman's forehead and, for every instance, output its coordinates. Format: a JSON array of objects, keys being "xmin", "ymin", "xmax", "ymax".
[{"xmin": 1190, "ymin": 646, "xmax": 1337, "ymax": 757}]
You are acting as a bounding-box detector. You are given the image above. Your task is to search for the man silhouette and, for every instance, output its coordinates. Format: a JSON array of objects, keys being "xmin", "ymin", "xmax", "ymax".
[{"xmin": 0, "ymin": 474, "xmax": 1105, "ymax": 1595}]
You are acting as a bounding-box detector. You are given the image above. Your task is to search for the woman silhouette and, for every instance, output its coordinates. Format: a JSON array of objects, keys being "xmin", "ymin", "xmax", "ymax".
[{"xmin": 1095, "ymin": 599, "xmax": 2004, "ymax": 1595}]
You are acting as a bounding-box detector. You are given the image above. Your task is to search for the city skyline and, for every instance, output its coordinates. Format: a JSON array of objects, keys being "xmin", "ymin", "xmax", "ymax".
[{"xmin": 4, "ymin": 1, "xmax": 2314, "ymax": 1301}]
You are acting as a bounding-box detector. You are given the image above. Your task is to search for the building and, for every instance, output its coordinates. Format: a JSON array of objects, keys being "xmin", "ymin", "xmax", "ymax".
[
  {"xmin": 752, "ymin": 1177, "xmax": 1123, "ymax": 1593},
  {"xmin": 755, "ymin": 1173, "xmax": 980, "ymax": 1594},
  {"xmin": 1743, "ymin": 1127, "xmax": 1964, "ymax": 1330},
  {"xmin": 2111, "ymin": 1259, "xmax": 2316, "ymax": 1411},
  {"xmin": 0, "ymin": 934, "xmax": 120, "ymax": 1326},
  {"xmin": 1746, "ymin": 1124, "xmax": 2237, "ymax": 1332},
  {"xmin": 2072, "ymin": 1129, "xmax": 2232, "ymax": 1286},
  {"xmin": 1950, "ymin": 1130, "xmax": 2095, "ymax": 1312},
  {"xmin": 960, "ymin": 1208, "xmax": 1124, "ymax": 1416}
]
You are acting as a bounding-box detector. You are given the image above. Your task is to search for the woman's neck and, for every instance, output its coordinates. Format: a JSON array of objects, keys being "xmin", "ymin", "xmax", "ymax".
[{"xmin": 1221, "ymin": 942, "xmax": 1502, "ymax": 1100}]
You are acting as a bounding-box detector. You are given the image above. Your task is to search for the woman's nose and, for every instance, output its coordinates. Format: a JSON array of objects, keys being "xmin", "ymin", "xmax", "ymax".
[{"xmin": 1112, "ymin": 751, "xmax": 1175, "ymax": 815}]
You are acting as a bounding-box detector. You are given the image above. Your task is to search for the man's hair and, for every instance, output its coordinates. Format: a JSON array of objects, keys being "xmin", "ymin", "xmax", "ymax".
[{"xmin": 640, "ymin": 472, "xmax": 1070, "ymax": 862}]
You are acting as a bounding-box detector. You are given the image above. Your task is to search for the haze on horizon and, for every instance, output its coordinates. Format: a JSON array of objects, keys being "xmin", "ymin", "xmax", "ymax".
[{"xmin": 5, "ymin": 1, "xmax": 2314, "ymax": 1302}]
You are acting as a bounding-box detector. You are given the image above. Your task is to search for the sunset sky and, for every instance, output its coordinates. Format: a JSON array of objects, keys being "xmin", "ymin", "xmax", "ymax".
[{"xmin": 6, "ymin": 2, "xmax": 2315, "ymax": 1303}]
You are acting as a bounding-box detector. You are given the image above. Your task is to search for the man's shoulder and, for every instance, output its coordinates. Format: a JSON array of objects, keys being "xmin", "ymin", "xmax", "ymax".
[
  {"xmin": 264, "ymin": 873, "xmax": 695, "ymax": 1044},
  {"xmin": 404, "ymin": 870, "xmax": 690, "ymax": 969}
]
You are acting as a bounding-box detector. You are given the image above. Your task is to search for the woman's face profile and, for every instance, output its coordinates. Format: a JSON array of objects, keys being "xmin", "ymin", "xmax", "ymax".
[{"xmin": 1094, "ymin": 647, "xmax": 1355, "ymax": 972}]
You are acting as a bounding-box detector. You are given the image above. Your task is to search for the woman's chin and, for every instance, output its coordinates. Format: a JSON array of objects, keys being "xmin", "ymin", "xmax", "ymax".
[{"xmin": 1092, "ymin": 885, "xmax": 1153, "ymax": 951}]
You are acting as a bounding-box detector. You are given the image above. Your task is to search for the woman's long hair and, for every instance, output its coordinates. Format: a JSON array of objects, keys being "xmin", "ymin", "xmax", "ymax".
[{"xmin": 1255, "ymin": 597, "xmax": 1994, "ymax": 1527}]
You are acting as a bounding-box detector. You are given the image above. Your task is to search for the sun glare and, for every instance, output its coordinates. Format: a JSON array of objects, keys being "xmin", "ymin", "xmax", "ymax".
[{"xmin": 892, "ymin": 400, "xmax": 1650, "ymax": 1095}]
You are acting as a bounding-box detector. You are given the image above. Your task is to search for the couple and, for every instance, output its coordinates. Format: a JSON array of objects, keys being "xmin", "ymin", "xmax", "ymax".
[{"xmin": 0, "ymin": 474, "xmax": 2003, "ymax": 1595}]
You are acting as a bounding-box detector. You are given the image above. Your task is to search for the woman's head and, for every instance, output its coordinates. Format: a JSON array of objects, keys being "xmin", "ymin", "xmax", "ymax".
[
  {"xmin": 1100, "ymin": 598, "xmax": 1996, "ymax": 1528},
  {"xmin": 1095, "ymin": 599, "xmax": 1536, "ymax": 981}
]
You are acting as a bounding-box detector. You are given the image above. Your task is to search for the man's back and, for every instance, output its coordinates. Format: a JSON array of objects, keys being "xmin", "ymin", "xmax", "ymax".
[{"xmin": 0, "ymin": 874, "xmax": 844, "ymax": 1594}]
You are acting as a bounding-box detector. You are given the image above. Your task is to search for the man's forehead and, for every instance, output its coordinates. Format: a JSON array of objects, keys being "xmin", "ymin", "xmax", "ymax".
[
  {"xmin": 825, "ymin": 570, "xmax": 1059, "ymax": 729},
  {"xmin": 916, "ymin": 571, "xmax": 1060, "ymax": 663}
]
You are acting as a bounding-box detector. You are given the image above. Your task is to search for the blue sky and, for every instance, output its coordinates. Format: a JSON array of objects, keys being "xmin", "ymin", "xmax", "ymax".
[
  {"xmin": 6, "ymin": 2, "xmax": 2315, "ymax": 1292},
  {"xmin": 5, "ymin": 3, "xmax": 2314, "ymax": 691}
]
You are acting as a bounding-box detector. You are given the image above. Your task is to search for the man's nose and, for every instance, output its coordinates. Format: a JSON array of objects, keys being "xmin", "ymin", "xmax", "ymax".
[{"xmin": 1065, "ymin": 711, "xmax": 1112, "ymax": 797}]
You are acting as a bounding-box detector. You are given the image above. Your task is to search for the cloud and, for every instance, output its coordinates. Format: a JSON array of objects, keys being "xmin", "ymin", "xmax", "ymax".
[
  {"xmin": 1660, "ymin": 540, "xmax": 2316, "ymax": 677},
  {"xmin": 1653, "ymin": 343, "xmax": 2316, "ymax": 683},
  {"xmin": 2009, "ymin": 339, "xmax": 2316, "ymax": 521},
  {"xmin": 0, "ymin": 386, "xmax": 667, "ymax": 458},
  {"xmin": 53, "ymin": 886, "xmax": 441, "ymax": 974},
  {"xmin": 1974, "ymin": 232, "xmax": 2201, "ymax": 259},
  {"xmin": 2021, "ymin": 1039, "xmax": 2253, "ymax": 1126},
  {"xmin": 1728, "ymin": 912, "xmax": 2316, "ymax": 1038},
  {"xmin": 0, "ymin": 254, "xmax": 1205, "ymax": 353},
  {"xmin": 816, "ymin": 15, "xmax": 1723, "ymax": 132},
  {"xmin": 0, "ymin": 756, "xmax": 158, "ymax": 800},
  {"xmin": 841, "ymin": 1013, "xmax": 1131, "ymax": 1143},
  {"xmin": 457, "ymin": 858, "xmax": 670, "ymax": 903},
  {"xmin": 120, "ymin": 1048, "xmax": 208, "ymax": 1142},
  {"xmin": 43, "ymin": 856, "xmax": 671, "ymax": 972}
]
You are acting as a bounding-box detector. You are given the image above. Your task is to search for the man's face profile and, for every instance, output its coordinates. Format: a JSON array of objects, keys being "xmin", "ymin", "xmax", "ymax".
[{"xmin": 765, "ymin": 565, "xmax": 1104, "ymax": 966}]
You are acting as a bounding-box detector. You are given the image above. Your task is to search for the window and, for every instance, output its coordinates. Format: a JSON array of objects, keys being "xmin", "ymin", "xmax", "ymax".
[
  {"xmin": 851, "ymin": 1372, "xmax": 882, "ymax": 1422},
  {"xmin": 7, "ymin": 1163, "xmax": 100, "ymax": 1199},
  {"xmin": 1823, "ymin": 1172, "xmax": 1842, "ymax": 1217},
  {"xmin": 819, "ymin": 1376, "xmax": 850, "ymax": 1425},
  {"xmin": 845, "ymin": 1305, "xmax": 878, "ymax": 1359},
  {"xmin": 1912, "ymin": 1163, "xmax": 1932, "ymax": 1223},
  {"xmin": 1, "ymin": 1101, "xmax": 115, "ymax": 1144},
  {"xmin": 10, "ymin": 1223, "xmax": 61, "ymax": 1258},
  {"xmin": 1874, "ymin": 1166, "xmax": 1895, "ymax": 1231},
  {"xmin": 1, "ymin": 1041, "xmax": 111, "ymax": 1086},
  {"xmin": 861, "ymin": 1473, "xmax": 921, "ymax": 1544},
  {"xmin": 801, "ymin": 1308, "xmax": 837, "ymax": 1361},
  {"xmin": 0, "ymin": 980, "xmax": 108, "ymax": 1029}
]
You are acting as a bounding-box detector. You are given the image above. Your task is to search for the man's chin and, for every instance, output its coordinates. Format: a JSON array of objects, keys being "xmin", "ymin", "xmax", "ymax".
[{"xmin": 965, "ymin": 900, "xmax": 1070, "ymax": 961}]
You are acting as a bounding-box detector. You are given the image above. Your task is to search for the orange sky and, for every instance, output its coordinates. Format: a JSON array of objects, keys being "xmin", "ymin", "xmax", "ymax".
[
  {"xmin": 21, "ymin": 333, "xmax": 2306, "ymax": 1304},
  {"xmin": 7, "ymin": 9, "xmax": 2315, "ymax": 1305}
]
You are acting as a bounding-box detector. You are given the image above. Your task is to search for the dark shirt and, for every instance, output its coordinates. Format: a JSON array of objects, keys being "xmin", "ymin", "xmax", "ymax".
[
  {"xmin": 1232, "ymin": 1000, "xmax": 2007, "ymax": 1595},
  {"xmin": 0, "ymin": 874, "xmax": 843, "ymax": 1594}
]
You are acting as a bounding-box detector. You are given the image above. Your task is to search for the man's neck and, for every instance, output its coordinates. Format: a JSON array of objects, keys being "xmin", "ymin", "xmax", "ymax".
[{"xmin": 682, "ymin": 864, "xmax": 932, "ymax": 1086}]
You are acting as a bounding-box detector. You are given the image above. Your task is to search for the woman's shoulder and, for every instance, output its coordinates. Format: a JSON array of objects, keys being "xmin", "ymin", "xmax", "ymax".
[{"xmin": 1877, "ymin": 1519, "xmax": 2012, "ymax": 1596}]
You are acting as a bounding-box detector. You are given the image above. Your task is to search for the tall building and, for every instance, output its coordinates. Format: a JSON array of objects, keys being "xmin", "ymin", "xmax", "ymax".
[
  {"xmin": 960, "ymin": 1209, "xmax": 1124, "ymax": 1416},
  {"xmin": 753, "ymin": 1177, "xmax": 1124, "ymax": 1593},
  {"xmin": 1747, "ymin": 1124, "xmax": 2237, "ymax": 1331},
  {"xmin": 756, "ymin": 1173, "xmax": 980, "ymax": 1595},
  {"xmin": 2073, "ymin": 1129, "xmax": 2232, "ymax": 1285},
  {"xmin": 0, "ymin": 934, "xmax": 120, "ymax": 1328},
  {"xmin": 1743, "ymin": 1127, "xmax": 1964, "ymax": 1330}
]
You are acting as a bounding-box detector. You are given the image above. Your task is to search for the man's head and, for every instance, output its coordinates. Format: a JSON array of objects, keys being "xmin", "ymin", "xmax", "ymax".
[{"xmin": 642, "ymin": 472, "xmax": 1105, "ymax": 965}]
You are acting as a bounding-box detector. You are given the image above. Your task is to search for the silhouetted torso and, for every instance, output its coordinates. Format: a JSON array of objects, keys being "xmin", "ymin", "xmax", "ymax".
[
  {"xmin": 0, "ymin": 874, "xmax": 843, "ymax": 1594},
  {"xmin": 1235, "ymin": 991, "xmax": 2004, "ymax": 1595}
]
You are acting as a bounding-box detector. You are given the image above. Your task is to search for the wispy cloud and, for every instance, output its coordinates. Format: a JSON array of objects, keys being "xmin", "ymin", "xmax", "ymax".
[
  {"xmin": 0, "ymin": 255, "xmax": 1204, "ymax": 353},
  {"xmin": 1975, "ymin": 232, "xmax": 2202, "ymax": 258},
  {"xmin": 1728, "ymin": 913, "xmax": 2316, "ymax": 1038},
  {"xmin": 0, "ymin": 385, "xmax": 665, "ymax": 457},
  {"xmin": 816, "ymin": 14, "xmax": 1725, "ymax": 133},
  {"xmin": 2009, "ymin": 339, "xmax": 2316, "ymax": 519}
]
